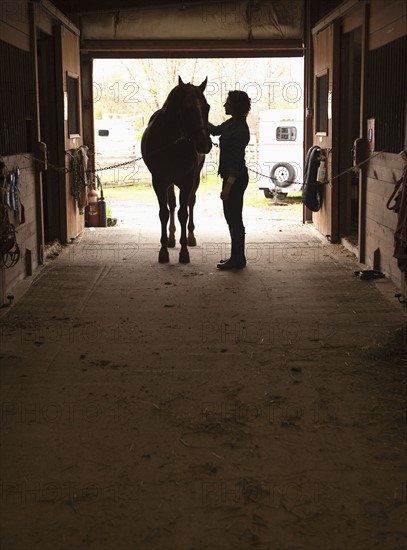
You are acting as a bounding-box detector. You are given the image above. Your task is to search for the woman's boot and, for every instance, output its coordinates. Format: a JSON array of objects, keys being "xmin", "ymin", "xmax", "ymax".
[
  {"xmin": 219, "ymin": 226, "xmax": 232, "ymax": 264},
  {"xmin": 217, "ymin": 229, "xmax": 246, "ymax": 270}
]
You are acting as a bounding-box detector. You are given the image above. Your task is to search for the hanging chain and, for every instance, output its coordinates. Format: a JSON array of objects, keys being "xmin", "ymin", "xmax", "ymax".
[
  {"xmin": 94, "ymin": 156, "xmax": 144, "ymax": 172},
  {"xmin": 12, "ymin": 142, "xmax": 384, "ymax": 186}
]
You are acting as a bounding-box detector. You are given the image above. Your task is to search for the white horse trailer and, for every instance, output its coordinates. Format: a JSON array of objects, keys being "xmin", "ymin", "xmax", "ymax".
[
  {"xmin": 94, "ymin": 115, "xmax": 138, "ymax": 166},
  {"xmin": 257, "ymin": 109, "xmax": 303, "ymax": 198}
]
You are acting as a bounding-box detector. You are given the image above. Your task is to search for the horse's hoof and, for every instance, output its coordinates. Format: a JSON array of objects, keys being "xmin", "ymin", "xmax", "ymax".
[
  {"xmin": 179, "ymin": 251, "xmax": 190, "ymax": 264},
  {"xmin": 187, "ymin": 235, "xmax": 197, "ymax": 247},
  {"xmin": 159, "ymin": 249, "xmax": 169, "ymax": 263},
  {"xmin": 167, "ymin": 238, "xmax": 176, "ymax": 248}
]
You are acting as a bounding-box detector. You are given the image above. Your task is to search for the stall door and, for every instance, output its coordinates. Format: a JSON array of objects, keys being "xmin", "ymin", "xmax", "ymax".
[
  {"xmin": 37, "ymin": 29, "xmax": 62, "ymax": 243},
  {"xmin": 311, "ymin": 22, "xmax": 340, "ymax": 242},
  {"xmin": 338, "ymin": 4, "xmax": 368, "ymax": 263},
  {"xmin": 55, "ymin": 24, "xmax": 83, "ymax": 243},
  {"xmin": 338, "ymin": 26, "xmax": 362, "ymax": 248}
]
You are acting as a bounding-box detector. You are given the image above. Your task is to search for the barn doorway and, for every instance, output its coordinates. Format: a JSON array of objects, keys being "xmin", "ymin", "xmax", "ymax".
[{"xmin": 91, "ymin": 57, "xmax": 304, "ymax": 228}]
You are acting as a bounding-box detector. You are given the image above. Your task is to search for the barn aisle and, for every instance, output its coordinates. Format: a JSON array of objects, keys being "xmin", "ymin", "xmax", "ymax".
[{"xmin": 1, "ymin": 200, "xmax": 406, "ymax": 550}]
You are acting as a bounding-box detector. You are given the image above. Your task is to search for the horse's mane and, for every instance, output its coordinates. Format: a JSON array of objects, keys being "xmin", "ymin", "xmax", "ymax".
[
  {"xmin": 146, "ymin": 85, "xmax": 183, "ymax": 123},
  {"xmin": 162, "ymin": 84, "xmax": 185, "ymax": 113}
]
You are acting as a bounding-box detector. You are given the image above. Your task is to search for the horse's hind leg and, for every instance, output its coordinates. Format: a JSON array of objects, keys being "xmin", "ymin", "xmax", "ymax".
[
  {"xmin": 153, "ymin": 177, "xmax": 170, "ymax": 263},
  {"xmin": 167, "ymin": 185, "xmax": 176, "ymax": 248}
]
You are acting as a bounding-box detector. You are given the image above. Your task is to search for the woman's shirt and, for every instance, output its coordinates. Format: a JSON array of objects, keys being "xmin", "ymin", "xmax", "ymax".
[{"xmin": 209, "ymin": 118, "xmax": 250, "ymax": 179}]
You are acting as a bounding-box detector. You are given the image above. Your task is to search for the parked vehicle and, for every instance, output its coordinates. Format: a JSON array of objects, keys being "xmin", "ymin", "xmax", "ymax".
[
  {"xmin": 94, "ymin": 114, "xmax": 138, "ymax": 163},
  {"xmin": 257, "ymin": 108, "xmax": 303, "ymax": 198}
]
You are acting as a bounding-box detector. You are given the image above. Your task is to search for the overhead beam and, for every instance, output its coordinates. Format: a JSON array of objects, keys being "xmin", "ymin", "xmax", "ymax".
[
  {"xmin": 53, "ymin": 0, "xmax": 235, "ymax": 16},
  {"xmin": 36, "ymin": 0, "xmax": 80, "ymax": 35},
  {"xmin": 312, "ymin": 0, "xmax": 365, "ymax": 34},
  {"xmin": 81, "ymin": 39, "xmax": 304, "ymax": 58}
]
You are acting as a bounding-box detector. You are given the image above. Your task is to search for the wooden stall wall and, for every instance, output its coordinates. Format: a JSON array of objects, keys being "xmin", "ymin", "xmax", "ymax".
[
  {"xmin": 0, "ymin": 157, "xmax": 38, "ymax": 301},
  {"xmin": 364, "ymin": 0, "xmax": 407, "ymax": 293},
  {"xmin": 0, "ymin": 0, "xmax": 30, "ymax": 51},
  {"xmin": 0, "ymin": 1, "xmax": 82, "ymax": 304},
  {"xmin": 365, "ymin": 154, "xmax": 405, "ymax": 283},
  {"xmin": 369, "ymin": 0, "xmax": 406, "ymax": 50},
  {"xmin": 0, "ymin": 2, "xmax": 38, "ymax": 304}
]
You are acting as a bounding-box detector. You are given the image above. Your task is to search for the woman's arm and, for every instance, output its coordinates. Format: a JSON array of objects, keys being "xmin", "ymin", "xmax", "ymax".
[
  {"xmin": 208, "ymin": 122, "xmax": 224, "ymax": 136},
  {"xmin": 220, "ymin": 124, "xmax": 250, "ymax": 200}
]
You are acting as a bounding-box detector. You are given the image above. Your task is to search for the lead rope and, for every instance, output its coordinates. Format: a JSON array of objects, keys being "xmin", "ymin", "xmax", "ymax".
[{"xmin": 211, "ymin": 140, "xmax": 384, "ymax": 187}]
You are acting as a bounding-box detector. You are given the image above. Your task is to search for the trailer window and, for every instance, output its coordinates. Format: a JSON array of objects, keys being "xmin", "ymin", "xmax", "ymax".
[{"xmin": 276, "ymin": 126, "xmax": 297, "ymax": 141}]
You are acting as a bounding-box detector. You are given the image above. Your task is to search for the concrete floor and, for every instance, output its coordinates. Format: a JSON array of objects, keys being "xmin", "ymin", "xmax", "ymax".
[{"xmin": 1, "ymin": 197, "xmax": 406, "ymax": 550}]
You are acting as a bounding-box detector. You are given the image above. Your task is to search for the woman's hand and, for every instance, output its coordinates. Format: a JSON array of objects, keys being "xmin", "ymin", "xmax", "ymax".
[
  {"xmin": 220, "ymin": 186, "xmax": 231, "ymax": 200},
  {"xmin": 220, "ymin": 177, "xmax": 236, "ymax": 201}
]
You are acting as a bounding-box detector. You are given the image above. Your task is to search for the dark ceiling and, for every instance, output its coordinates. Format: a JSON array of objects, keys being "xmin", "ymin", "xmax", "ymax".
[
  {"xmin": 51, "ymin": 0, "xmax": 234, "ymax": 17},
  {"xmin": 50, "ymin": 0, "xmax": 343, "ymax": 29}
]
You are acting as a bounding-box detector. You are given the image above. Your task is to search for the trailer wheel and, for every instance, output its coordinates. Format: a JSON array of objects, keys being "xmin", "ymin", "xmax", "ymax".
[
  {"xmin": 262, "ymin": 188, "xmax": 274, "ymax": 199},
  {"xmin": 270, "ymin": 163, "xmax": 296, "ymax": 188}
]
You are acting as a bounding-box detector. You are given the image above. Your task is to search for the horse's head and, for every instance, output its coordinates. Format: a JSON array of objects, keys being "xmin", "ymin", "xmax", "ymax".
[{"xmin": 176, "ymin": 76, "xmax": 212, "ymax": 155}]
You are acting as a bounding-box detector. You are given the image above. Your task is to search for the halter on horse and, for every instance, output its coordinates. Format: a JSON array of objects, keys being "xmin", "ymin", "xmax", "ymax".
[{"xmin": 141, "ymin": 77, "xmax": 212, "ymax": 263}]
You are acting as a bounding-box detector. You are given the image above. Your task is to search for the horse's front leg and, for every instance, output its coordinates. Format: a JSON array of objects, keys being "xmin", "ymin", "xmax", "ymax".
[
  {"xmin": 188, "ymin": 155, "xmax": 204, "ymax": 247},
  {"xmin": 178, "ymin": 186, "xmax": 191, "ymax": 264},
  {"xmin": 167, "ymin": 185, "xmax": 176, "ymax": 248},
  {"xmin": 153, "ymin": 178, "xmax": 170, "ymax": 263},
  {"xmin": 187, "ymin": 191, "xmax": 197, "ymax": 247}
]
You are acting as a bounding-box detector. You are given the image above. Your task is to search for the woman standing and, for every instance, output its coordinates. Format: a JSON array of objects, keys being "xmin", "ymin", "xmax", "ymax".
[{"xmin": 209, "ymin": 90, "xmax": 251, "ymax": 270}]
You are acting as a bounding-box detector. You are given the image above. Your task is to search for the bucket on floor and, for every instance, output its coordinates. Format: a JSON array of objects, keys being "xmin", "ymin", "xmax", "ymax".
[{"xmin": 85, "ymin": 188, "xmax": 99, "ymax": 227}]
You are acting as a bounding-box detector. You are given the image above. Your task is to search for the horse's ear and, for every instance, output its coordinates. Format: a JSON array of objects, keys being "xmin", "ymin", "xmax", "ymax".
[
  {"xmin": 178, "ymin": 76, "xmax": 185, "ymax": 86},
  {"xmin": 199, "ymin": 77, "xmax": 208, "ymax": 92}
]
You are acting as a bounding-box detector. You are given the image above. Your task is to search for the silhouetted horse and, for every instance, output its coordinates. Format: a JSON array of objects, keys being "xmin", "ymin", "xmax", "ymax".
[{"xmin": 141, "ymin": 77, "xmax": 212, "ymax": 263}]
